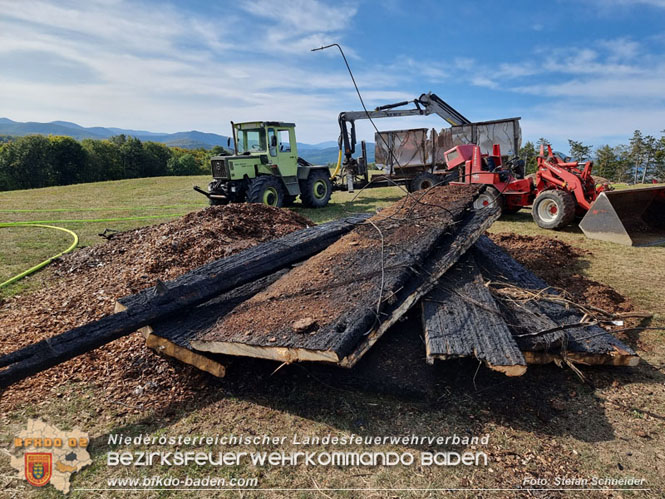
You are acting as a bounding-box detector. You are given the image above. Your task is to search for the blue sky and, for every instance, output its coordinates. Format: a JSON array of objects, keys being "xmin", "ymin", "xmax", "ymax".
[{"xmin": 1, "ymin": 0, "xmax": 664, "ymax": 151}]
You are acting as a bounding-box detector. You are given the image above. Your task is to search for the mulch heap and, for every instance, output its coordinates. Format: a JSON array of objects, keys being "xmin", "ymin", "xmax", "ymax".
[
  {"xmin": 0, "ymin": 204, "xmax": 312, "ymax": 413},
  {"xmin": 489, "ymin": 233, "xmax": 633, "ymax": 316}
]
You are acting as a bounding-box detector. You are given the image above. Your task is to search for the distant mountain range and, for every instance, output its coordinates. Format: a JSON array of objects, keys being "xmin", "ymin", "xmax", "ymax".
[{"xmin": 0, "ymin": 118, "xmax": 374, "ymax": 164}]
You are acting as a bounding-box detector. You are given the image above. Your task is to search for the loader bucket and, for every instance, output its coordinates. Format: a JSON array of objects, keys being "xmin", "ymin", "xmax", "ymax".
[{"xmin": 579, "ymin": 186, "xmax": 665, "ymax": 246}]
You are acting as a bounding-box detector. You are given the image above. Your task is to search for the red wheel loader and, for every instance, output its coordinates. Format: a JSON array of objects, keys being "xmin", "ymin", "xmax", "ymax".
[{"xmin": 443, "ymin": 143, "xmax": 665, "ymax": 246}]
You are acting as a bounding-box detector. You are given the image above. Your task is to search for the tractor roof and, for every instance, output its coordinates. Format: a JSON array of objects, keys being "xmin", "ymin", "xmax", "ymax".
[{"xmin": 236, "ymin": 121, "xmax": 296, "ymax": 128}]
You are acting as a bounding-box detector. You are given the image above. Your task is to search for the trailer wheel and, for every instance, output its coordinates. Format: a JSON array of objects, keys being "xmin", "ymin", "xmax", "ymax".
[
  {"xmin": 531, "ymin": 190, "xmax": 576, "ymax": 230},
  {"xmin": 300, "ymin": 169, "xmax": 332, "ymax": 208},
  {"xmin": 408, "ymin": 172, "xmax": 443, "ymax": 192},
  {"xmin": 247, "ymin": 176, "xmax": 286, "ymax": 207},
  {"xmin": 473, "ymin": 186, "xmax": 504, "ymax": 211}
]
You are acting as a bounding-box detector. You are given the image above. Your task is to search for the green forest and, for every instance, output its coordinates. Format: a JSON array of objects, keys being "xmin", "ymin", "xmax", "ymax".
[
  {"xmin": 519, "ymin": 130, "xmax": 665, "ymax": 183},
  {"xmin": 0, "ymin": 134, "xmax": 228, "ymax": 191},
  {"xmin": 1, "ymin": 129, "xmax": 664, "ymax": 192}
]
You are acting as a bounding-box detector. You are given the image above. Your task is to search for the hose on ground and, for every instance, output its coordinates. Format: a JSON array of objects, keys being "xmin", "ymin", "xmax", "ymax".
[
  {"xmin": 0, "ymin": 223, "xmax": 79, "ymax": 289},
  {"xmin": 0, "ymin": 212, "xmax": 188, "ymax": 289}
]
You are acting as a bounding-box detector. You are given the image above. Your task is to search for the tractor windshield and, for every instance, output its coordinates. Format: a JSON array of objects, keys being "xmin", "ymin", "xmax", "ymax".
[{"xmin": 236, "ymin": 128, "xmax": 266, "ymax": 154}]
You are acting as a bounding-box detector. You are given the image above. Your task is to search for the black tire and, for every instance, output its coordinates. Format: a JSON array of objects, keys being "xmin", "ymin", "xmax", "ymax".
[
  {"xmin": 246, "ymin": 176, "xmax": 286, "ymax": 207},
  {"xmin": 531, "ymin": 190, "xmax": 576, "ymax": 230},
  {"xmin": 408, "ymin": 172, "xmax": 443, "ymax": 192},
  {"xmin": 473, "ymin": 186, "xmax": 505, "ymax": 211},
  {"xmin": 300, "ymin": 169, "xmax": 332, "ymax": 208}
]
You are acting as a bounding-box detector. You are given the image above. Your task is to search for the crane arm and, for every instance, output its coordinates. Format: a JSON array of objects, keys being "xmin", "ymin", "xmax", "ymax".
[{"xmin": 338, "ymin": 92, "xmax": 470, "ymax": 160}]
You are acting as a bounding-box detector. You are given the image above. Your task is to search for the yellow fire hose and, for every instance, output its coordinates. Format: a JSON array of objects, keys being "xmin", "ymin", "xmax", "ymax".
[
  {"xmin": 330, "ymin": 149, "xmax": 343, "ymax": 179},
  {"xmin": 0, "ymin": 223, "xmax": 79, "ymax": 289},
  {"xmin": 0, "ymin": 212, "xmax": 189, "ymax": 289}
]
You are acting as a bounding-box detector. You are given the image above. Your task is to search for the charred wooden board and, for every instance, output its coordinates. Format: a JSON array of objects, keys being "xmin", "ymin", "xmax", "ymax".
[
  {"xmin": 149, "ymin": 271, "xmax": 286, "ymax": 342},
  {"xmin": 471, "ymin": 238, "xmax": 565, "ymax": 351},
  {"xmin": 140, "ymin": 271, "xmax": 288, "ymax": 377},
  {"xmin": 472, "ymin": 236, "xmax": 638, "ymax": 366},
  {"xmin": 192, "ymin": 186, "xmax": 500, "ymax": 366},
  {"xmin": 0, "ymin": 215, "xmax": 369, "ymax": 389},
  {"xmin": 339, "ymin": 202, "xmax": 502, "ymax": 368},
  {"xmin": 421, "ymin": 253, "xmax": 527, "ymax": 376}
]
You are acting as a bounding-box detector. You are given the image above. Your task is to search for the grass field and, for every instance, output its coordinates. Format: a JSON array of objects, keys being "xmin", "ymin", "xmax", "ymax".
[{"xmin": 1, "ymin": 177, "xmax": 664, "ymax": 497}]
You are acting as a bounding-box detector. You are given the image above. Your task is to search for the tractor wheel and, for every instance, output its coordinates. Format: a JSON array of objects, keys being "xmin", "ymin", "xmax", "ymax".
[
  {"xmin": 473, "ymin": 186, "xmax": 505, "ymax": 211},
  {"xmin": 531, "ymin": 190, "xmax": 576, "ymax": 230},
  {"xmin": 408, "ymin": 172, "xmax": 442, "ymax": 192},
  {"xmin": 246, "ymin": 176, "xmax": 286, "ymax": 208},
  {"xmin": 300, "ymin": 169, "xmax": 332, "ymax": 208}
]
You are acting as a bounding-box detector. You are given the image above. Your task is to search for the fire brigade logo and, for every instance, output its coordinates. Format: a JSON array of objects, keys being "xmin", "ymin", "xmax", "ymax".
[
  {"xmin": 10, "ymin": 419, "xmax": 92, "ymax": 494},
  {"xmin": 25, "ymin": 453, "xmax": 52, "ymax": 487}
]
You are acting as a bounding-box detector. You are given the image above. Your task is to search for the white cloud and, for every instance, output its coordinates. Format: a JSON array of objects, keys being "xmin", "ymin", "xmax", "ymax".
[
  {"xmin": 240, "ymin": 0, "xmax": 354, "ymax": 33},
  {"xmin": 238, "ymin": 0, "xmax": 357, "ymax": 55},
  {"xmin": 470, "ymin": 77, "xmax": 498, "ymax": 89},
  {"xmin": 520, "ymin": 103, "xmax": 665, "ymax": 147},
  {"xmin": 0, "ymin": 0, "xmax": 374, "ymax": 143},
  {"xmin": 512, "ymin": 74, "xmax": 665, "ymax": 99}
]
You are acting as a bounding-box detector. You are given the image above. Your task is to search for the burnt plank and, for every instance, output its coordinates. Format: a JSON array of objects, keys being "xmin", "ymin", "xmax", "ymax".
[
  {"xmin": 422, "ymin": 253, "xmax": 527, "ymax": 376},
  {"xmin": 339, "ymin": 202, "xmax": 502, "ymax": 367},
  {"xmin": 472, "ymin": 236, "xmax": 638, "ymax": 366},
  {"xmin": 118, "ymin": 214, "xmax": 370, "ymax": 310},
  {"xmin": 0, "ymin": 215, "xmax": 368, "ymax": 388},
  {"xmin": 149, "ymin": 270, "xmax": 287, "ymax": 349},
  {"xmin": 192, "ymin": 186, "xmax": 501, "ymax": 366}
]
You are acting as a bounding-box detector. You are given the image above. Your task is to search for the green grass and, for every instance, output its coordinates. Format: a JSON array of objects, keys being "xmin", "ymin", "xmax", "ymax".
[{"xmin": 0, "ymin": 176, "xmax": 403, "ymax": 297}]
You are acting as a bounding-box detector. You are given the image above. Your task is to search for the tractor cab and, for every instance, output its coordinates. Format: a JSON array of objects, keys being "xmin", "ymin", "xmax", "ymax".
[{"xmin": 193, "ymin": 121, "xmax": 332, "ymax": 209}]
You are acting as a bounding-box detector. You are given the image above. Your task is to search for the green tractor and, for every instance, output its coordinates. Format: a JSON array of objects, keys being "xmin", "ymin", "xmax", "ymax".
[{"xmin": 194, "ymin": 121, "xmax": 333, "ymax": 208}]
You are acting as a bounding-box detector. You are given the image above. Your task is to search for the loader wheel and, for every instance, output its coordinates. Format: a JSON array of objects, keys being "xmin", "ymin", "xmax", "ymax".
[
  {"xmin": 473, "ymin": 186, "xmax": 504, "ymax": 211},
  {"xmin": 300, "ymin": 170, "xmax": 332, "ymax": 208},
  {"xmin": 531, "ymin": 190, "xmax": 576, "ymax": 230},
  {"xmin": 408, "ymin": 172, "xmax": 442, "ymax": 192},
  {"xmin": 247, "ymin": 176, "xmax": 286, "ymax": 207}
]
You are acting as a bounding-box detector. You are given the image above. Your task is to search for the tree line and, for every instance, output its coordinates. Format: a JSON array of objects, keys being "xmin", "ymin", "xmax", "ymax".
[
  {"xmin": 0, "ymin": 134, "xmax": 227, "ymax": 192},
  {"xmin": 520, "ymin": 130, "xmax": 665, "ymax": 183}
]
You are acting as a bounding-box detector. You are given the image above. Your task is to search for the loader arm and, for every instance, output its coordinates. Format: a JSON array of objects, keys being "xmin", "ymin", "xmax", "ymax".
[{"xmin": 338, "ymin": 92, "xmax": 471, "ymax": 161}]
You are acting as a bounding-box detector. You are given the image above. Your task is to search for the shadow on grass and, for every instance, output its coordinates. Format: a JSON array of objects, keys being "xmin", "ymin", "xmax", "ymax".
[{"xmin": 88, "ymin": 313, "xmax": 665, "ymax": 459}]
